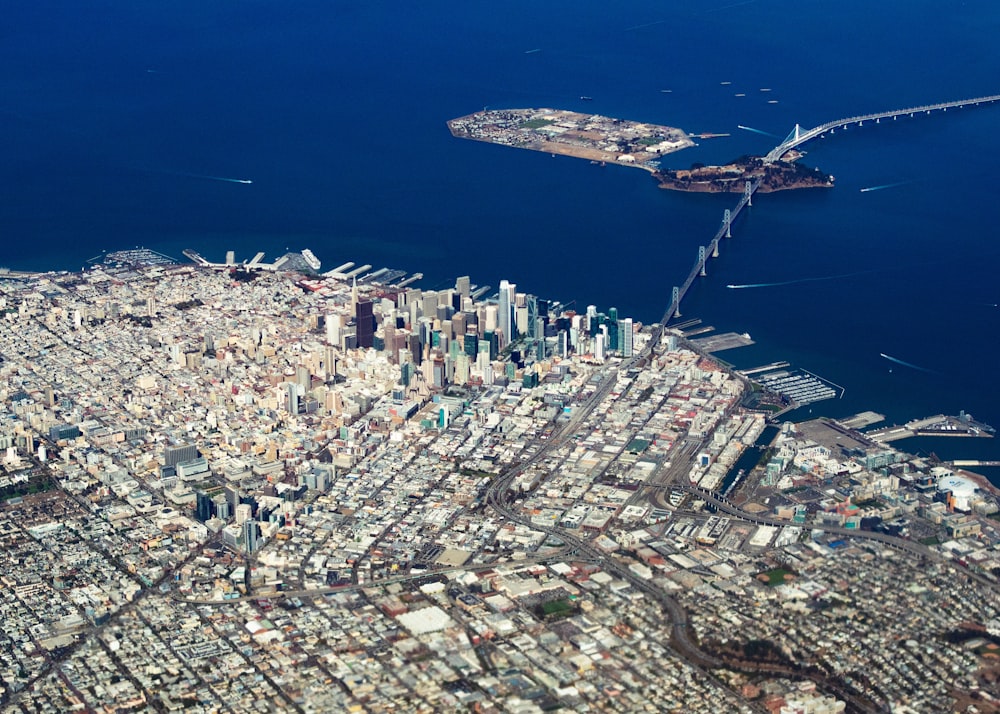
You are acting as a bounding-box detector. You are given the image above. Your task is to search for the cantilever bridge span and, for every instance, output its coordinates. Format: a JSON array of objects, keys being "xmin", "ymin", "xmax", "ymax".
[
  {"xmin": 656, "ymin": 92, "xmax": 1000, "ymax": 331},
  {"xmin": 765, "ymin": 93, "xmax": 1000, "ymax": 163}
]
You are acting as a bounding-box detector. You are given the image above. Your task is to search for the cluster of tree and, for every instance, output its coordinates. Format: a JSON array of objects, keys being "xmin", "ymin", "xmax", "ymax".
[
  {"xmin": 704, "ymin": 637, "xmax": 795, "ymax": 669},
  {"xmin": 758, "ymin": 160, "xmax": 831, "ymax": 186},
  {"xmin": 533, "ymin": 596, "xmax": 579, "ymax": 622},
  {"xmin": 231, "ymin": 269, "xmax": 258, "ymax": 283},
  {"xmin": 0, "ymin": 473, "xmax": 56, "ymax": 500},
  {"xmin": 123, "ymin": 314, "xmax": 153, "ymax": 327}
]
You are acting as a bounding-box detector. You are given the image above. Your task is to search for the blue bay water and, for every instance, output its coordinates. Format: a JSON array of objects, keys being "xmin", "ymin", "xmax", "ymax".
[{"xmin": 2, "ymin": 0, "xmax": 999, "ymax": 479}]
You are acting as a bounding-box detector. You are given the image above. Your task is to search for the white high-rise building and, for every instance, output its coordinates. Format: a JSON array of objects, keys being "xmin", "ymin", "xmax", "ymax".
[
  {"xmin": 483, "ymin": 304, "xmax": 498, "ymax": 334},
  {"xmin": 236, "ymin": 503, "xmax": 252, "ymax": 525},
  {"xmin": 514, "ymin": 304, "xmax": 529, "ymax": 337},
  {"xmin": 498, "ymin": 280, "xmax": 516, "ymax": 346}
]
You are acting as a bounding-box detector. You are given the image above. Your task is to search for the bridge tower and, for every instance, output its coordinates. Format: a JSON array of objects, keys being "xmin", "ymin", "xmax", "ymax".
[
  {"xmin": 671, "ymin": 286, "xmax": 680, "ymax": 318},
  {"xmin": 744, "ymin": 180, "xmax": 753, "ymax": 207},
  {"xmin": 723, "ymin": 209, "xmax": 732, "ymax": 238},
  {"xmin": 776, "ymin": 124, "xmax": 802, "ymax": 156},
  {"xmin": 698, "ymin": 246, "xmax": 707, "ymax": 276}
]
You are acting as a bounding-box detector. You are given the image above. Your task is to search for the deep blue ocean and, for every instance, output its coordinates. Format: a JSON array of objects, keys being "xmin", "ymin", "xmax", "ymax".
[{"xmin": 3, "ymin": 1, "xmax": 999, "ymax": 480}]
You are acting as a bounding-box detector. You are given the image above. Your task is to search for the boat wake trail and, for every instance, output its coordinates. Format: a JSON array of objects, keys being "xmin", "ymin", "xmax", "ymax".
[
  {"xmin": 726, "ymin": 270, "xmax": 870, "ymax": 290},
  {"xmin": 880, "ymin": 353, "xmax": 936, "ymax": 374},
  {"xmin": 860, "ymin": 181, "xmax": 909, "ymax": 193},
  {"xmin": 137, "ymin": 167, "xmax": 253, "ymax": 185},
  {"xmin": 198, "ymin": 175, "xmax": 252, "ymax": 184},
  {"xmin": 706, "ymin": 0, "xmax": 758, "ymax": 12},
  {"xmin": 624, "ymin": 20, "xmax": 666, "ymax": 31},
  {"xmin": 737, "ymin": 124, "xmax": 779, "ymax": 138}
]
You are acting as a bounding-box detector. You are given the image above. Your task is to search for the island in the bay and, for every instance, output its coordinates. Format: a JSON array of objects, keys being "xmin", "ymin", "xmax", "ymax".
[
  {"xmin": 654, "ymin": 153, "xmax": 834, "ymax": 194},
  {"xmin": 448, "ymin": 108, "xmax": 834, "ymax": 193},
  {"xmin": 447, "ymin": 108, "xmax": 695, "ymax": 170}
]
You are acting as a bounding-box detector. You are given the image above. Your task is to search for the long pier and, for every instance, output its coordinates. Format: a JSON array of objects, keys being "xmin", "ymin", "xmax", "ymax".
[
  {"xmin": 658, "ymin": 92, "xmax": 1000, "ymax": 331},
  {"xmin": 738, "ymin": 361, "xmax": 791, "ymax": 376}
]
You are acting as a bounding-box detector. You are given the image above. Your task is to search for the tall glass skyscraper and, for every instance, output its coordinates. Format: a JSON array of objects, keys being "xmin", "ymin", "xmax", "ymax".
[
  {"xmin": 498, "ymin": 280, "xmax": 515, "ymax": 347},
  {"xmin": 618, "ymin": 318, "xmax": 634, "ymax": 358}
]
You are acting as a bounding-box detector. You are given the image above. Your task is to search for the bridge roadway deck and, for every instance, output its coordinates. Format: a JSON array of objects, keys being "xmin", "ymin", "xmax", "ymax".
[
  {"xmin": 657, "ymin": 92, "xmax": 1000, "ymax": 328},
  {"xmin": 660, "ymin": 177, "xmax": 761, "ymax": 328},
  {"xmin": 766, "ymin": 93, "xmax": 1000, "ymax": 162}
]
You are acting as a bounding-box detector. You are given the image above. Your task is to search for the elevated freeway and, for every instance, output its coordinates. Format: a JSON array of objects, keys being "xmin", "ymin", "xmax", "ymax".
[{"xmin": 646, "ymin": 483, "xmax": 1000, "ymax": 596}]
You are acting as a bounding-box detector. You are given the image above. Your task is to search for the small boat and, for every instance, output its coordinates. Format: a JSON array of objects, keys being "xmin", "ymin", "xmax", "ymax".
[{"xmin": 580, "ymin": 96, "xmax": 593, "ymax": 101}]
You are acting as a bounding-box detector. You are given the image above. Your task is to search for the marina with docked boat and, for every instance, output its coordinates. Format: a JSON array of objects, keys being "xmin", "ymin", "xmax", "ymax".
[{"xmin": 673, "ymin": 318, "xmax": 843, "ymax": 411}]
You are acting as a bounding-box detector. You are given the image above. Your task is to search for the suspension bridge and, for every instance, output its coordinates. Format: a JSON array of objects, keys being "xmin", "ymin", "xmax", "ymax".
[{"xmin": 657, "ymin": 92, "xmax": 1000, "ymax": 330}]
